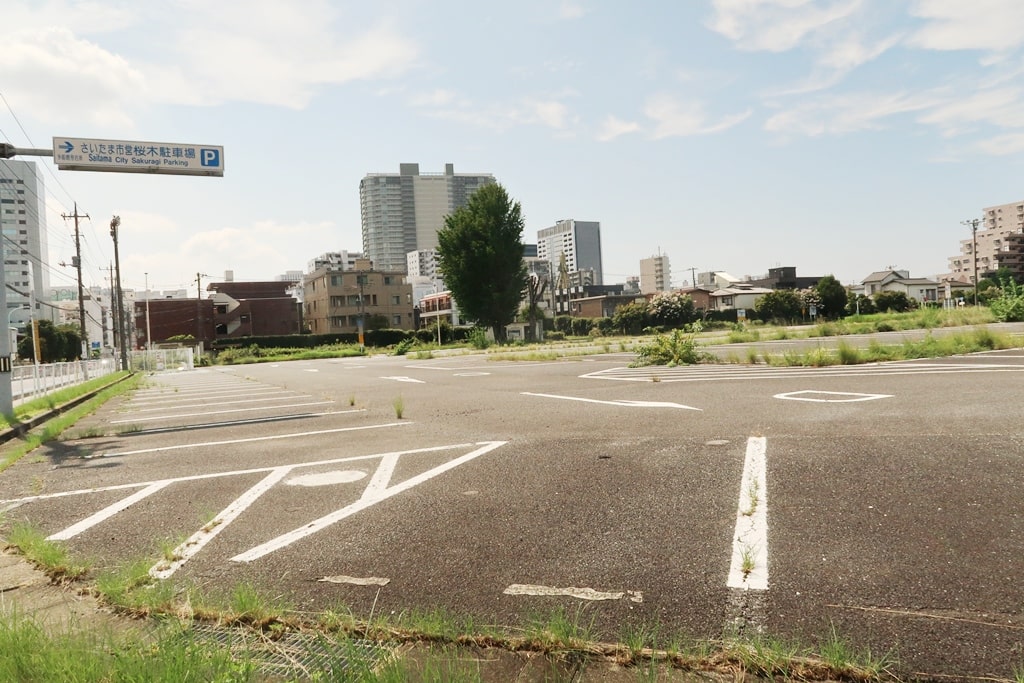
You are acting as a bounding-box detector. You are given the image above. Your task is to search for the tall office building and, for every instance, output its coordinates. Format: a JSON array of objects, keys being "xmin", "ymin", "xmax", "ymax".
[
  {"xmin": 640, "ymin": 253, "xmax": 671, "ymax": 294},
  {"xmin": 537, "ymin": 219, "xmax": 603, "ymax": 286},
  {"xmin": 359, "ymin": 163, "xmax": 494, "ymax": 273},
  {"xmin": 0, "ymin": 160, "xmax": 50, "ymax": 328}
]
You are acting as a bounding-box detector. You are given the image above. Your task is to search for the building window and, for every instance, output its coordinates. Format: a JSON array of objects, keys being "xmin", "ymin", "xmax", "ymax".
[
  {"xmin": 392, "ymin": 295, "xmax": 400, "ymax": 305},
  {"xmin": 392, "ymin": 315, "xmax": 401, "ymax": 326}
]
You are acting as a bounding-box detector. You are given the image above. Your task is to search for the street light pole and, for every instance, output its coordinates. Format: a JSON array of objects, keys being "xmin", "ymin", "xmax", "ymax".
[{"xmin": 961, "ymin": 218, "xmax": 981, "ymax": 306}]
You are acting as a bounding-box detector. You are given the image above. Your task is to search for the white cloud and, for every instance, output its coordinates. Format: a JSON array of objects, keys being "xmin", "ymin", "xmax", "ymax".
[
  {"xmin": 0, "ymin": 1, "xmax": 420, "ymax": 119},
  {"xmin": 764, "ymin": 90, "xmax": 940, "ymax": 136},
  {"xmin": 1, "ymin": 26, "xmax": 148, "ymax": 129},
  {"xmin": 707, "ymin": 0, "xmax": 863, "ymax": 53},
  {"xmin": 559, "ymin": 1, "xmax": 587, "ymax": 20},
  {"xmin": 644, "ymin": 94, "xmax": 750, "ymax": 138},
  {"xmin": 597, "ymin": 116, "xmax": 641, "ymax": 142},
  {"xmin": 917, "ymin": 87, "xmax": 1024, "ymax": 134},
  {"xmin": 409, "ymin": 89, "xmax": 458, "ymax": 107},
  {"xmin": 908, "ymin": 0, "xmax": 1024, "ymax": 53},
  {"xmin": 976, "ymin": 132, "xmax": 1024, "ymax": 155},
  {"xmin": 414, "ymin": 93, "xmax": 577, "ymax": 132}
]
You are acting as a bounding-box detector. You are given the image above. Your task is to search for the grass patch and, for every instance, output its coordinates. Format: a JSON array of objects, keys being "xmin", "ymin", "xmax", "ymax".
[
  {"xmin": 3, "ymin": 522, "xmax": 89, "ymax": 581},
  {"xmin": 0, "ymin": 526, "xmax": 907, "ymax": 682},
  {"xmin": 0, "ymin": 372, "xmax": 142, "ymax": 474},
  {"xmin": 393, "ymin": 395, "xmax": 404, "ymax": 419}
]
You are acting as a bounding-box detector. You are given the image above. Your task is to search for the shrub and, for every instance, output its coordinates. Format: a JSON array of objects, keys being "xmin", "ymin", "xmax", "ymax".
[
  {"xmin": 545, "ymin": 331, "xmax": 565, "ymax": 341},
  {"xmin": 630, "ymin": 323, "xmax": 710, "ymax": 367},
  {"xmin": 467, "ymin": 327, "xmax": 491, "ymax": 349}
]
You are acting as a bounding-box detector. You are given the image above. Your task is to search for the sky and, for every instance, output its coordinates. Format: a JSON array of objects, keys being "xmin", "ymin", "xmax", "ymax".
[{"xmin": 1, "ymin": 0, "xmax": 1023, "ymax": 298}]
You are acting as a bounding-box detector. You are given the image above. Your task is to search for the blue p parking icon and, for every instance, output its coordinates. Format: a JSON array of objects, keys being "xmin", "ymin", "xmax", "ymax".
[{"xmin": 200, "ymin": 148, "xmax": 220, "ymax": 167}]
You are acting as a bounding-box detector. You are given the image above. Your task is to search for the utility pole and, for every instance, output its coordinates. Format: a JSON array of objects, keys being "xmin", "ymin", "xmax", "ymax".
[
  {"xmin": 144, "ymin": 272, "xmax": 152, "ymax": 352},
  {"xmin": 108, "ymin": 263, "xmax": 117, "ymax": 357},
  {"xmin": 687, "ymin": 266, "xmax": 698, "ymax": 288},
  {"xmin": 61, "ymin": 203, "xmax": 89, "ymax": 358},
  {"xmin": 961, "ymin": 218, "xmax": 981, "ymax": 306},
  {"xmin": 110, "ymin": 216, "xmax": 128, "ymax": 371},
  {"xmin": 196, "ymin": 272, "xmax": 204, "ymax": 345}
]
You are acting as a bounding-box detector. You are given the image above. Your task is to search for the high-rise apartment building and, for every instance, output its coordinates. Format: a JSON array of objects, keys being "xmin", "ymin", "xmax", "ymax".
[
  {"xmin": 0, "ymin": 160, "xmax": 50, "ymax": 329},
  {"xmin": 359, "ymin": 163, "xmax": 494, "ymax": 273},
  {"xmin": 640, "ymin": 253, "xmax": 671, "ymax": 294},
  {"xmin": 537, "ymin": 219, "xmax": 603, "ymax": 286},
  {"xmin": 946, "ymin": 199, "xmax": 1024, "ymax": 283}
]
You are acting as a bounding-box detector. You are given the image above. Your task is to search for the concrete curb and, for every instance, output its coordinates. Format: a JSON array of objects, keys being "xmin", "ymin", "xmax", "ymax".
[{"xmin": 0, "ymin": 373, "xmax": 135, "ymax": 446}]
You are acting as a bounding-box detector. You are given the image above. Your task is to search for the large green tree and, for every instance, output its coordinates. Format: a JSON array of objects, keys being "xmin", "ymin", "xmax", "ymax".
[
  {"xmin": 437, "ymin": 183, "xmax": 527, "ymax": 342},
  {"xmin": 815, "ymin": 275, "xmax": 848, "ymax": 319},
  {"xmin": 17, "ymin": 320, "xmax": 82, "ymax": 363}
]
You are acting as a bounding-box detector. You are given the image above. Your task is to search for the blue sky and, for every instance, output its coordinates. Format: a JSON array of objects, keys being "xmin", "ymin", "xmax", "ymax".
[{"xmin": 2, "ymin": 0, "xmax": 1023, "ymax": 296}]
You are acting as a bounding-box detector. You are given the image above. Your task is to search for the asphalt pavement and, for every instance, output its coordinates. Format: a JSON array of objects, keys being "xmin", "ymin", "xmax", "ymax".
[{"xmin": 2, "ymin": 340, "xmax": 1024, "ymax": 679}]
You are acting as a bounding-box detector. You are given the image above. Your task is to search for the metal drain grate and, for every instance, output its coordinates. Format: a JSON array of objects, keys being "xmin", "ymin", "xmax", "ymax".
[{"xmin": 187, "ymin": 623, "xmax": 394, "ymax": 678}]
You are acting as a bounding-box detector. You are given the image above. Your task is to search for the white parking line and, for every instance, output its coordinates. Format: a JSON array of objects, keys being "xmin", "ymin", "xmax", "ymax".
[
  {"xmin": 727, "ymin": 437, "xmax": 769, "ymax": 591},
  {"xmin": 150, "ymin": 467, "xmax": 294, "ymax": 579},
  {"xmin": 109, "ymin": 401, "xmax": 340, "ymax": 424},
  {"xmin": 48, "ymin": 482, "xmax": 172, "ymax": 541},
  {"xmin": 231, "ymin": 441, "xmax": 507, "ymax": 563},
  {"xmin": 87, "ymin": 422, "xmax": 412, "ymax": 458},
  {"xmin": 521, "ymin": 392, "xmax": 701, "ymax": 410}
]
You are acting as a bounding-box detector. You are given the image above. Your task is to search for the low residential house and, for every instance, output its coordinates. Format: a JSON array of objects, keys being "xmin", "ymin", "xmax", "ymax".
[
  {"xmin": 860, "ymin": 270, "xmax": 939, "ymax": 303},
  {"xmin": 419, "ymin": 290, "xmax": 462, "ymax": 328},
  {"xmin": 554, "ymin": 283, "xmax": 624, "ymax": 315},
  {"xmin": 569, "ymin": 294, "xmax": 644, "ymax": 318},
  {"xmin": 676, "ymin": 286, "xmax": 716, "ymax": 313},
  {"xmin": 709, "ymin": 283, "xmax": 774, "ymax": 312}
]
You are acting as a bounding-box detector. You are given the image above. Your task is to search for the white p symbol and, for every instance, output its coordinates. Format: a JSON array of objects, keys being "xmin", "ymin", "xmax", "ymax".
[{"xmin": 200, "ymin": 149, "xmax": 220, "ymax": 167}]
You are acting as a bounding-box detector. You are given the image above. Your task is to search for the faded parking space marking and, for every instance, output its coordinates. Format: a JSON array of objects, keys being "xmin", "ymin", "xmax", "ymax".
[
  {"xmin": 231, "ymin": 441, "xmax": 507, "ymax": 563},
  {"xmin": 521, "ymin": 392, "xmax": 701, "ymax": 411},
  {"xmin": 109, "ymin": 401, "xmax": 341, "ymax": 424},
  {"xmin": 774, "ymin": 390, "xmax": 892, "ymax": 403},
  {"xmin": 503, "ymin": 584, "xmax": 643, "ymax": 602}
]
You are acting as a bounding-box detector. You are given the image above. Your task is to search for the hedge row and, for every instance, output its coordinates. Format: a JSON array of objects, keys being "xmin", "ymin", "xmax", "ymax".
[{"xmin": 210, "ymin": 327, "xmax": 473, "ymax": 352}]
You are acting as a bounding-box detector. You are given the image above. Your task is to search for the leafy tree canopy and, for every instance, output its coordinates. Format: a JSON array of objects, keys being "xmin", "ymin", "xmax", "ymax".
[
  {"xmin": 754, "ymin": 289, "xmax": 802, "ymax": 322},
  {"xmin": 437, "ymin": 183, "xmax": 527, "ymax": 342},
  {"xmin": 815, "ymin": 275, "xmax": 848, "ymax": 319},
  {"xmin": 647, "ymin": 291, "xmax": 696, "ymax": 328}
]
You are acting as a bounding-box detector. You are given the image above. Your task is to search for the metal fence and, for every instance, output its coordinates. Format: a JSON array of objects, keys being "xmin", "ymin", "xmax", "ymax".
[
  {"xmin": 12, "ymin": 359, "xmax": 119, "ymax": 405},
  {"xmin": 130, "ymin": 347, "xmax": 195, "ymax": 373},
  {"xmin": 10, "ymin": 348, "xmax": 195, "ymax": 405}
]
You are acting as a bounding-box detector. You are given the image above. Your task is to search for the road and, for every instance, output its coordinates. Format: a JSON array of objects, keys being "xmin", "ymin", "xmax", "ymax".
[{"xmin": 2, "ymin": 344, "xmax": 1023, "ymax": 679}]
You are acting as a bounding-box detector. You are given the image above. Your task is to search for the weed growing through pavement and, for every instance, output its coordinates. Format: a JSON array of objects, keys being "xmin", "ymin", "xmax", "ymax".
[
  {"xmin": 393, "ymin": 395, "xmax": 404, "ymax": 419},
  {"xmin": 740, "ymin": 545, "xmax": 756, "ymax": 577},
  {"xmin": 742, "ymin": 479, "xmax": 760, "ymax": 517}
]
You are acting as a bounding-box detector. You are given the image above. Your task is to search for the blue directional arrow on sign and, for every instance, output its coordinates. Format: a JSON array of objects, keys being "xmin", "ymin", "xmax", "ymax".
[{"xmin": 60, "ymin": 141, "xmax": 74, "ymax": 153}]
